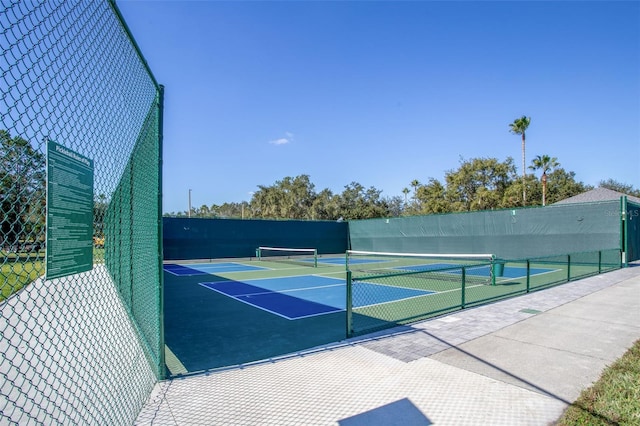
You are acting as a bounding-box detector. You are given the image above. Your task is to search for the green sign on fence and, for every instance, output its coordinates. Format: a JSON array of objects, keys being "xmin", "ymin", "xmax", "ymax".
[{"xmin": 46, "ymin": 141, "xmax": 94, "ymax": 280}]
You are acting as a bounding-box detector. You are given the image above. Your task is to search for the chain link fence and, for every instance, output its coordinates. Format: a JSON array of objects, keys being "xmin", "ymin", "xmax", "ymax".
[
  {"xmin": 347, "ymin": 248, "xmax": 622, "ymax": 336},
  {"xmin": 1, "ymin": 0, "xmax": 163, "ymax": 424}
]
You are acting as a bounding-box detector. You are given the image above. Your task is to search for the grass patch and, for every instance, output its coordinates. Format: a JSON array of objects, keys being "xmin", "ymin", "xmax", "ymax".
[
  {"xmin": 94, "ymin": 247, "xmax": 105, "ymax": 263},
  {"xmin": 1, "ymin": 259, "xmax": 45, "ymax": 302},
  {"xmin": 555, "ymin": 339, "xmax": 640, "ymax": 425},
  {"xmin": 1, "ymin": 248, "xmax": 103, "ymax": 302}
]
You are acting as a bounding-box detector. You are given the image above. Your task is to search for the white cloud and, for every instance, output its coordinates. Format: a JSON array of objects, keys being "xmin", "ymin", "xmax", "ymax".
[{"xmin": 269, "ymin": 132, "xmax": 294, "ymax": 146}]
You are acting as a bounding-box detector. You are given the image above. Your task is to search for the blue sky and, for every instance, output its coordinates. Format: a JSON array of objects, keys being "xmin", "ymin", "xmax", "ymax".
[{"xmin": 116, "ymin": 1, "xmax": 640, "ymax": 214}]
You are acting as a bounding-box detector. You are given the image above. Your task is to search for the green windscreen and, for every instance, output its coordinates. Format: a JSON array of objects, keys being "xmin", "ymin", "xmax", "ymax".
[
  {"xmin": 163, "ymin": 217, "xmax": 348, "ymax": 260},
  {"xmin": 349, "ymin": 201, "xmax": 622, "ymax": 260},
  {"xmin": 104, "ymin": 97, "xmax": 163, "ymax": 373}
]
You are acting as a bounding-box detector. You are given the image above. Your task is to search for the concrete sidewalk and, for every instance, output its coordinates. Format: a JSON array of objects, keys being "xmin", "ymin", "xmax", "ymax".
[{"xmin": 136, "ymin": 265, "xmax": 640, "ymax": 425}]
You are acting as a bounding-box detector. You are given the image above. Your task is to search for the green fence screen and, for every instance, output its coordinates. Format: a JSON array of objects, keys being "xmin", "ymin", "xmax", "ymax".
[
  {"xmin": 163, "ymin": 217, "xmax": 348, "ymax": 260},
  {"xmin": 1, "ymin": 1, "xmax": 163, "ymax": 424},
  {"xmin": 349, "ymin": 201, "xmax": 622, "ymax": 260}
]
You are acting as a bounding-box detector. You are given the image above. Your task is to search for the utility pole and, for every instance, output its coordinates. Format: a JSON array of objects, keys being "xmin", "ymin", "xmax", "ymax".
[{"xmin": 188, "ymin": 189, "xmax": 192, "ymax": 218}]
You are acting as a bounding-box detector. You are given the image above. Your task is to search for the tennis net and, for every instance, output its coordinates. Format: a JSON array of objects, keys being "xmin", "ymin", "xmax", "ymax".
[
  {"xmin": 256, "ymin": 246, "xmax": 318, "ymax": 267},
  {"xmin": 346, "ymin": 250, "xmax": 497, "ymax": 284}
]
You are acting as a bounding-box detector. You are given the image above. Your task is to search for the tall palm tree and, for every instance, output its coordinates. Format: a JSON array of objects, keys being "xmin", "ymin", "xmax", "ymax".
[
  {"xmin": 410, "ymin": 179, "xmax": 420, "ymax": 200},
  {"xmin": 402, "ymin": 187, "xmax": 410, "ymax": 205},
  {"xmin": 529, "ymin": 155, "xmax": 559, "ymax": 206},
  {"xmin": 509, "ymin": 115, "xmax": 531, "ymax": 204}
]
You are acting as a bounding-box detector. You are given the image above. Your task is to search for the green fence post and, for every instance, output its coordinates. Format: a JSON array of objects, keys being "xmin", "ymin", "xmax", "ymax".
[
  {"xmin": 491, "ymin": 259, "xmax": 496, "ymax": 286},
  {"xmin": 526, "ymin": 259, "xmax": 530, "ymax": 293},
  {"xmin": 598, "ymin": 250, "xmax": 602, "ymax": 274},
  {"xmin": 567, "ymin": 254, "xmax": 571, "ymax": 281},
  {"xmin": 621, "ymin": 196, "xmax": 628, "ymax": 267},
  {"xmin": 346, "ymin": 270, "xmax": 353, "ymax": 338},
  {"xmin": 461, "ymin": 267, "xmax": 466, "ymax": 309},
  {"xmin": 157, "ymin": 85, "xmax": 166, "ymax": 380}
]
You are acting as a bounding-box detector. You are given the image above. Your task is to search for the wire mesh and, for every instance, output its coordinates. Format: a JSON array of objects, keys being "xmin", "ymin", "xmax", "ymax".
[
  {"xmin": 1, "ymin": 0, "xmax": 162, "ymax": 424},
  {"xmin": 348, "ymin": 258, "xmax": 494, "ymax": 336},
  {"xmin": 347, "ymin": 248, "xmax": 621, "ymax": 336}
]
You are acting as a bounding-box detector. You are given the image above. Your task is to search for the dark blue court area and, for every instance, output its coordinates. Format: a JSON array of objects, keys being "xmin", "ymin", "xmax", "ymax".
[
  {"xmin": 200, "ymin": 275, "xmax": 434, "ymax": 320},
  {"xmin": 164, "ymin": 262, "xmax": 267, "ymax": 276}
]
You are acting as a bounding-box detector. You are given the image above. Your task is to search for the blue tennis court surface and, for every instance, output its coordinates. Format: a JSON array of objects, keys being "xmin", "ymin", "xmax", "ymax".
[
  {"xmin": 200, "ymin": 275, "xmax": 434, "ymax": 320},
  {"xmin": 396, "ymin": 263, "xmax": 556, "ymax": 279},
  {"xmin": 164, "ymin": 262, "xmax": 268, "ymax": 276}
]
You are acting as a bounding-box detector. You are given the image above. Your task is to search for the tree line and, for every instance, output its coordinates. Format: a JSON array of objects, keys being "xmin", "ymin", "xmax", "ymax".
[
  {"xmin": 1, "ymin": 130, "xmax": 46, "ymax": 249},
  {"xmin": 1, "ymin": 130, "xmax": 106, "ymax": 249},
  {"xmin": 165, "ymin": 160, "xmax": 639, "ymax": 220},
  {"xmin": 2, "ymin": 128, "xmax": 639, "ymax": 249}
]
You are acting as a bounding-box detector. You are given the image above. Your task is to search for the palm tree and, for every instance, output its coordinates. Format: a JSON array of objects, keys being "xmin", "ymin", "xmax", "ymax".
[
  {"xmin": 529, "ymin": 155, "xmax": 559, "ymax": 206},
  {"xmin": 509, "ymin": 115, "xmax": 531, "ymax": 204},
  {"xmin": 402, "ymin": 187, "xmax": 410, "ymax": 205},
  {"xmin": 410, "ymin": 180, "xmax": 420, "ymax": 200}
]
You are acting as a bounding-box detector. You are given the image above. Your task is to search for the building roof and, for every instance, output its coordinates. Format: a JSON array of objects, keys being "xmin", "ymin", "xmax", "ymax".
[{"xmin": 553, "ymin": 187, "xmax": 640, "ymax": 205}]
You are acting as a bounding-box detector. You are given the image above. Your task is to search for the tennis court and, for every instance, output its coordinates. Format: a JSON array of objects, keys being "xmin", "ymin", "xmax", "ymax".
[
  {"xmin": 162, "ymin": 252, "xmax": 572, "ymax": 375},
  {"xmin": 164, "ymin": 262, "xmax": 268, "ymax": 275},
  {"xmin": 163, "ymin": 257, "xmax": 348, "ymax": 374},
  {"xmin": 200, "ymin": 275, "xmax": 434, "ymax": 320}
]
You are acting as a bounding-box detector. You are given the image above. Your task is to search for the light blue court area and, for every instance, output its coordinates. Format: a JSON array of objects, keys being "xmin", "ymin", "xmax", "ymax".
[
  {"xmin": 200, "ymin": 275, "xmax": 434, "ymax": 320},
  {"xmin": 396, "ymin": 263, "xmax": 556, "ymax": 279},
  {"xmin": 164, "ymin": 262, "xmax": 268, "ymax": 276}
]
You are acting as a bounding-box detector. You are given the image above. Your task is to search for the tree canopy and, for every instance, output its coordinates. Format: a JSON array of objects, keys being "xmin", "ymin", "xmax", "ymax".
[
  {"xmin": 164, "ymin": 154, "xmax": 608, "ymax": 220},
  {"xmin": 0, "ymin": 130, "xmax": 46, "ymax": 246},
  {"xmin": 598, "ymin": 179, "xmax": 640, "ymax": 198}
]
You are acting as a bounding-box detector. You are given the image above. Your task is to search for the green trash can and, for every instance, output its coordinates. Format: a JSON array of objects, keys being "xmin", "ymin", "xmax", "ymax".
[{"xmin": 494, "ymin": 261, "xmax": 505, "ymax": 277}]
